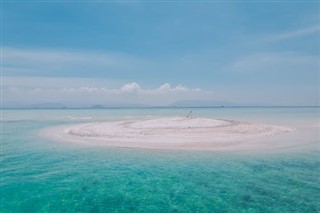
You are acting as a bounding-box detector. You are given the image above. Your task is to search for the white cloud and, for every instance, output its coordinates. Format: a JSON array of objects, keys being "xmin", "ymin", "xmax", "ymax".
[
  {"xmin": 158, "ymin": 83, "xmax": 171, "ymax": 91},
  {"xmin": 121, "ymin": 82, "xmax": 141, "ymax": 92},
  {"xmin": 229, "ymin": 52, "xmax": 319, "ymax": 74},
  {"xmin": 2, "ymin": 47, "xmax": 147, "ymax": 76},
  {"xmin": 175, "ymin": 84, "xmax": 188, "ymax": 92},
  {"xmin": 154, "ymin": 83, "xmax": 201, "ymax": 93},
  {"xmin": 264, "ymin": 25, "xmax": 320, "ymax": 42}
]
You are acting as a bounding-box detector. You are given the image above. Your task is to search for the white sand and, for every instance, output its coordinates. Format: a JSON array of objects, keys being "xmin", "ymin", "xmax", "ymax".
[{"xmin": 41, "ymin": 117, "xmax": 294, "ymax": 151}]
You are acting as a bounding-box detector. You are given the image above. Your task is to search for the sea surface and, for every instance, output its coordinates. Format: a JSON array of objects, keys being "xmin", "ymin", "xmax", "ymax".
[{"xmin": 1, "ymin": 107, "xmax": 319, "ymax": 212}]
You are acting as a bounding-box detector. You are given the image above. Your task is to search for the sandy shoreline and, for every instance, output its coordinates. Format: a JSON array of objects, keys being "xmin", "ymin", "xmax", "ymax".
[{"xmin": 40, "ymin": 117, "xmax": 295, "ymax": 151}]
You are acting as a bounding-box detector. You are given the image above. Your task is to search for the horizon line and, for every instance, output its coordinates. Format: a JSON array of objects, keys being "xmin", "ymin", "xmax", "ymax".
[{"xmin": 2, "ymin": 106, "xmax": 320, "ymax": 110}]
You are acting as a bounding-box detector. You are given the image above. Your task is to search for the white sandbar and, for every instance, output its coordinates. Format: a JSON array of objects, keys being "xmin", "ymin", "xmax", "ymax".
[{"xmin": 41, "ymin": 117, "xmax": 294, "ymax": 151}]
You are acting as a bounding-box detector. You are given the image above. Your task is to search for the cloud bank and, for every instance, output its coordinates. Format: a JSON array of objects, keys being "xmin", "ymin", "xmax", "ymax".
[
  {"xmin": 2, "ymin": 45, "xmax": 319, "ymax": 106},
  {"xmin": 3, "ymin": 81, "xmax": 205, "ymax": 107}
]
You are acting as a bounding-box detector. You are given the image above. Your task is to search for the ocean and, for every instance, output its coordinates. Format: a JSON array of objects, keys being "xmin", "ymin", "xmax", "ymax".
[{"xmin": 1, "ymin": 107, "xmax": 319, "ymax": 212}]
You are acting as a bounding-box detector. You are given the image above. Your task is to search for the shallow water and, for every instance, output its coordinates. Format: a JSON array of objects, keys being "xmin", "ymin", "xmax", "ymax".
[{"xmin": 1, "ymin": 107, "xmax": 320, "ymax": 212}]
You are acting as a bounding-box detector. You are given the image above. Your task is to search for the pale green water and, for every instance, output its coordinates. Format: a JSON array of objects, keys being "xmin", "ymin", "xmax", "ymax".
[{"xmin": 1, "ymin": 108, "xmax": 320, "ymax": 212}]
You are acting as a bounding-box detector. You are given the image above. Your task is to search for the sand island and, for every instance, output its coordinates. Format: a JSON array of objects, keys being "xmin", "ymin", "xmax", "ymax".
[{"xmin": 42, "ymin": 117, "xmax": 293, "ymax": 151}]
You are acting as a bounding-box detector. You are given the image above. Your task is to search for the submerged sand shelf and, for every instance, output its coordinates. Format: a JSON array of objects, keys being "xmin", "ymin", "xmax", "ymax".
[{"xmin": 42, "ymin": 117, "xmax": 295, "ymax": 151}]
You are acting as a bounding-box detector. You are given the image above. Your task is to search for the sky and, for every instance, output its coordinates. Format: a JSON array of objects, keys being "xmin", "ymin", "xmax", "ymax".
[{"xmin": 2, "ymin": 1, "xmax": 320, "ymax": 107}]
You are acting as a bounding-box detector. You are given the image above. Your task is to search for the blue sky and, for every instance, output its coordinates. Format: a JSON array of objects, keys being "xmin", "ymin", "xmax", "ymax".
[{"xmin": 2, "ymin": 1, "xmax": 320, "ymax": 106}]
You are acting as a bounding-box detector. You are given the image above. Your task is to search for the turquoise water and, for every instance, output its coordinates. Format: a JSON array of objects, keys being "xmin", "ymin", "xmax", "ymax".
[{"xmin": 1, "ymin": 108, "xmax": 320, "ymax": 212}]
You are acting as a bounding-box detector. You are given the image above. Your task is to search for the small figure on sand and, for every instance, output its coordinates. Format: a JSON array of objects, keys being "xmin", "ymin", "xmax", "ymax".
[{"xmin": 186, "ymin": 111, "xmax": 193, "ymax": 119}]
